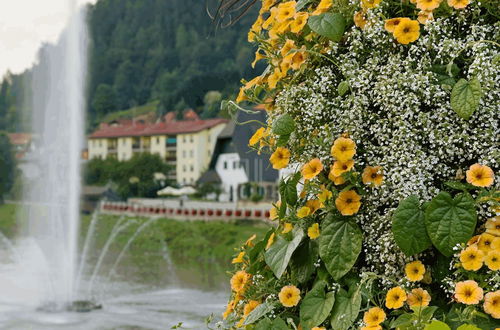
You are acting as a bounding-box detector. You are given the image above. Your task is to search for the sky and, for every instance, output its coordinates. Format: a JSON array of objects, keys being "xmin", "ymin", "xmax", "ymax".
[{"xmin": 0, "ymin": 0, "xmax": 96, "ymax": 78}]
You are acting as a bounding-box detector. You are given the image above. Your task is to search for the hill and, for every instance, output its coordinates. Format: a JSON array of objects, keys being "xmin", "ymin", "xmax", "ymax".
[{"xmin": 0, "ymin": 0, "xmax": 260, "ymax": 132}]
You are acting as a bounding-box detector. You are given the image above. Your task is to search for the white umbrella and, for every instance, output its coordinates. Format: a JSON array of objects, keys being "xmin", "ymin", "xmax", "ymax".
[{"xmin": 157, "ymin": 186, "xmax": 181, "ymax": 196}]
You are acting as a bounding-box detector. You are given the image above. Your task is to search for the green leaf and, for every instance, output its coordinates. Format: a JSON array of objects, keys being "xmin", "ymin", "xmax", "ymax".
[
  {"xmin": 265, "ymin": 227, "xmax": 304, "ymax": 279},
  {"xmin": 299, "ymin": 281, "xmax": 335, "ymax": 329},
  {"xmin": 424, "ymin": 320, "xmax": 451, "ymax": 330},
  {"xmin": 330, "ymin": 287, "xmax": 362, "ymax": 330},
  {"xmin": 444, "ymin": 181, "xmax": 474, "ymax": 191},
  {"xmin": 425, "ymin": 192, "xmax": 477, "ymax": 256},
  {"xmin": 319, "ymin": 215, "xmax": 362, "ymax": 280},
  {"xmin": 337, "ymin": 81, "xmax": 349, "ymax": 96},
  {"xmin": 244, "ymin": 302, "xmax": 274, "ymax": 325},
  {"xmin": 290, "ymin": 240, "xmax": 318, "ymax": 283},
  {"xmin": 255, "ymin": 318, "xmax": 273, "ymax": 330},
  {"xmin": 272, "ymin": 113, "xmax": 296, "ymax": 135},
  {"xmin": 276, "ymin": 134, "xmax": 291, "ymax": 147},
  {"xmin": 392, "ymin": 195, "xmax": 432, "ymax": 256},
  {"xmin": 308, "ymin": 13, "xmax": 346, "ymax": 42},
  {"xmin": 285, "ymin": 178, "xmax": 298, "ymax": 206},
  {"xmin": 450, "ymin": 78, "xmax": 482, "ymax": 120},
  {"xmin": 271, "ymin": 317, "xmax": 290, "ymax": 330},
  {"xmin": 391, "ymin": 313, "xmax": 415, "ymax": 328},
  {"xmin": 456, "ymin": 325, "xmax": 481, "ymax": 330},
  {"xmin": 419, "ymin": 306, "xmax": 439, "ymax": 323},
  {"xmin": 296, "ymin": 0, "xmax": 312, "ymax": 10}
]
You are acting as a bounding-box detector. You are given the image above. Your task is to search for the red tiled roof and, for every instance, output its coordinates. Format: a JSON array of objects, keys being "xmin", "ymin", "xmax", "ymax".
[
  {"xmin": 89, "ymin": 118, "xmax": 228, "ymax": 139},
  {"xmin": 8, "ymin": 133, "xmax": 31, "ymax": 145}
]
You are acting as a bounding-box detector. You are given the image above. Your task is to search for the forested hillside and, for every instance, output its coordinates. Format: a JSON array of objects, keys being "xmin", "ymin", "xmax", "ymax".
[{"xmin": 0, "ymin": 0, "xmax": 259, "ymax": 132}]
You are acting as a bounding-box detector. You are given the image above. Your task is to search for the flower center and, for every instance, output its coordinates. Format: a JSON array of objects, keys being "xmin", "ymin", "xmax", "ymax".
[
  {"xmin": 371, "ymin": 173, "xmax": 377, "ymax": 178},
  {"xmin": 346, "ymin": 198, "xmax": 352, "ymax": 204},
  {"xmin": 468, "ymin": 254, "xmax": 476, "ymax": 260},
  {"xmin": 464, "ymin": 289, "xmax": 472, "ymax": 297},
  {"xmin": 394, "ymin": 295, "xmax": 400, "ymax": 300},
  {"xmin": 413, "ymin": 268, "xmax": 419, "ymax": 274},
  {"xmin": 403, "ymin": 27, "xmax": 410, "ymax": 33}
]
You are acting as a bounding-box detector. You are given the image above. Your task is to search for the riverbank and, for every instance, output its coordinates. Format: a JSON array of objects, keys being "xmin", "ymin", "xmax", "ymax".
[{"xmin": 0, "ymin": 203, "xmax": 270, "ymax": 290}]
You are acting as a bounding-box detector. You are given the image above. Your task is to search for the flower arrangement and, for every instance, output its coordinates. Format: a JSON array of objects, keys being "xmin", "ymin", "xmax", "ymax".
[{"xmin": 221, "ymin": 0, "xmax": 499, "ymax": 328}]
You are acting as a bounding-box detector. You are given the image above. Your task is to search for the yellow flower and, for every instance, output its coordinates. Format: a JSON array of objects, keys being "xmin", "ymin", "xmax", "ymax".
[
  {"xmin": 267, "ymin": 67, "xmax": 283, "ymax": 89},
  {"xmin": 252, "ymin": 50, "xmax": 266, "ymax": 68},
  {"xmin": 486, "ymin": 216, "xmax": 500, "ymax": 236},
  {"xmin": 460, "ymin": 245, "xmax": 484, "ymax": 271},
  {"xmin": 448, "ymin": 0, "xmax": 470, "ymax": 8},
  {"xmin": 466, "ymin": 163, "xmax": 495, "ymax": 187},
  {"xmin": 279, "ymin": 285, "xmax": 301, "ymax": 307},
  {"xmin": 308, "ymin": 223, "xmax": 320, "ymax": 239},
  {"xmin": 385, "ymin": 287, "xmax": 407, "ymax": 309},
  {"xmin": 407, "ymin": 288, "xmax": 431, "ymax": 307},
  {"xmin": 362, "ymin": 166, "xmax": 384, "ymax": 186},
  {"xmin": 485, "ymin": 250, "xmax": 500, "ymax": 271},
  {"xmin": 335, "ymin": 190, "xmax": 361, "ymax": 216},
  {"xmin": 331, "ymin": 137, "xmax": 356, "ymax": 161},
  {"xmin": 354, "ymin": 11, "xmax": 367, "ymax": 29},
  {"xmin": 493, "ymin": 237, "xmax": 500, "ymax": 250},
  {"xmin": 478, "ymin": 233, "xmax": 496, "ymax": 253},
  {"xmin": 236, "ymin": 87, "xmax": 247, "ymax": 103},
  {"xmin": 416, "ymin": 0, "xmax": 442, "ymax": 11},
  {"xmin": 405, "ymin": 260, "xmax": 426, "ymax": 282},
  {"xmin": 455, "ymin": 280, "xmax": 483, "ymax": 305},
  {"xmin": 243, "ymin": 300, "xmax": 260, "ymax": 316},
  {"xmin": 301, "ymin": 158, "xmax": 324, "ymax": 180},
  {"xmin": 393, "ymin": 18, "xmax": 420, "ymax": 44},
  {"xmin": 331, "ymin": 159, "xmax": 355, "ymax": 177},
  {"xmin": 328, "ymin": 168, "xmax": 346, "ymax": 185},
  {"xmin": 222, "ymin": 300, "xmax": 235, "ymax": 319},
  {"xmin": 263, "ymin": 7, "xmax": 279, "ymax": 29},
  {"xmin": 245, "ymin": 76, "xmax": 263, "ymax": 89},
  {"xmin": 281, "ymin": 39, "xmax": 296, "ymax": 57},
  {"xmin": 232, "ymin": 251, "xmax": 245, "ymax": 264},
  {"xmin": 318, "ymin": 186, "xmax": 333, "ymax": 202},
  {"xmin": 230, "ymin": 270, "xmax": 250, "ymax": 293},
  {"xmin": 276, "ymin": 1, "xmax": 296, "ymax": 23},
  {"xmin": 270, "ymin": 201, "xmax": 281, "ymax": 220},
  {"xmin": 383, "ymin": 287, "xmax": 404, "ymax": 307},
  {"xmin": 249, "ymin": 127, "xmax": 266, "ymax": 146},
  {"xmin": 290, "ymin": 12, "xmax": 309, "ymax": 33},
  {"xmin": 250, "ymin": 15, "xmax": 264, "ymax": 35},
  {"xmin": 270, "ymin": 147, "xmax": 291, "ymax": 169},
  {"xmin": 384, "ymin": 18, "xmax": 403, "ymax": 33},
  {"xmin": 245, "ymin": 234, "xmax": 257, "ymax": 247},
  {"xmin": 306, "ymin": 199, "xmax": 323, "ymax": 214},
  {"xmin": 312, "ymin": 0, "xmax": 332, "ymax": 15},
  {"xmin": 362, "ymin": 0, "xmax": 382, "ymax": 9},
  {"xmin": 297, "ymin": 206, "xmax": 312, "ymax": 218},
  {"xmin": 266, "ymin": 232, "xmax": 275, "ymax": 250},
  {"xmin": 417, "ymin": 10, "xmax": 434, "ymax": 24},
  {"xmin": 289, "ymin": 49, "xmax": 307, "ymax": 70},
  {"xmin": 261, "ymin": 0, "xmax": 276, "ymax": 13},
  {"xmin": 363, "ymin": 307, "xmax": 386, "ymax": 326},
  {"xmin": 484, "ymin": 291, "xmax": 500, "ymax": 319},
  {"xmin": 282, "ymin": 222, "xmax": 294, "ymax": 234},
  {"xmin": 311, "ymin": 328, "xmax": 326, "ymax": 330}
]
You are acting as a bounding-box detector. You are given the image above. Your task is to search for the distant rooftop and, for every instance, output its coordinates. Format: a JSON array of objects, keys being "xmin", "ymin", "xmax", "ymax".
[{"xmin": 89, "ymin": 112, "xmax": 228, "ymax": 138}]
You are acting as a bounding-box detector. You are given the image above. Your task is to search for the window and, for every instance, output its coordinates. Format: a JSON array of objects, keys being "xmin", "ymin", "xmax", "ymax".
[
  {"xmin": 183, "ymin": 165, "xmax": 186, "ymax": 172},
  {"xmin": 190, "ymin": 165, "xmax": 194, "ymax": 172},
  {"xmin": 190, "ymin": 150, "xmax": 194, "ymax": 157},
  {"xmin": 156, "ymin": 137, "xmax": 160, "ymax": 144},
  {"xmin": 183, "ymin": 150, "xmax": 186, "ymax": 158},
  {"xmin": 190, "ymin": 135, "xmax": 194, "ymax": 143},
  {"xmin": 223, "ymin": 161, "xmax": 227, "ymax": 169},
  {"xmin": 182, "ymin": 136, "xmax": 186, "ymax": 143},
  {"xmin": 233, "ymin": 161, "xmax": 237, "ymax": 169}
]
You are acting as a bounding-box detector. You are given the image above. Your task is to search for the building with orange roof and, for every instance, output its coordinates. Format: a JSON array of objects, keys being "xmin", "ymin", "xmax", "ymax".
[{"xmin": 88, "ymin": 111, "xmax": 227, "ymax": 184}]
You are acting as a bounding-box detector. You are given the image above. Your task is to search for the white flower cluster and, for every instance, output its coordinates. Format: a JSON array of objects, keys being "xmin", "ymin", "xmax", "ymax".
[{"xmin": 271, "ymin": 13, "xmax": 499, "ymax": 279}]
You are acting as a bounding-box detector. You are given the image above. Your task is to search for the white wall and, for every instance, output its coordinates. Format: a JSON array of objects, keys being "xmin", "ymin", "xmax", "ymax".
[{"xmin": 215, "ymin": 152, "xmax": 248, "ymax": 202}]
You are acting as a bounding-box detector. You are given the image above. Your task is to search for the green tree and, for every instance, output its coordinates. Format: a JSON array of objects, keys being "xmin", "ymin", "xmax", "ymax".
[
  {"xmin": 91, "ymin": 84, "xmax": 117, "ymax": 116},
  {"xmin": 0, "ymin": 133, "xmax": 16, "ymax": 203}
]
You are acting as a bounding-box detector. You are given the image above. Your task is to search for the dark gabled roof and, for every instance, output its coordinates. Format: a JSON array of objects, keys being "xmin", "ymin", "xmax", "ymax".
[
  {"xmin": 197, "ymin": 169, "xmax": 221, "ymax": 184},
  {"xmin": 207, "ymin": 109, "xmax": 278, "ymax": 183}
]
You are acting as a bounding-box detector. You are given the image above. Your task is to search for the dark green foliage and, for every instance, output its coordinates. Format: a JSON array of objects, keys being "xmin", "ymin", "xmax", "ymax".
[
  {"xmin": 86, "ymin": 0, "xmax": 260, "ymax": 122},
  {"xmin": 84, "ymin": 153, "xmax": 172, "ymax": 199},
  {"xmin": 0, "ymin": 133, "xmax": 16, "ymax": 202}
]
